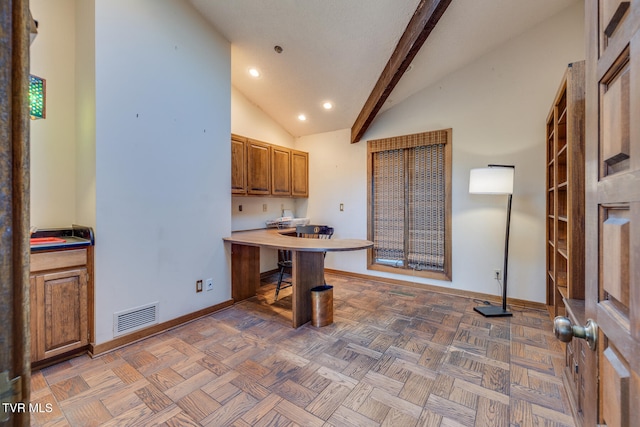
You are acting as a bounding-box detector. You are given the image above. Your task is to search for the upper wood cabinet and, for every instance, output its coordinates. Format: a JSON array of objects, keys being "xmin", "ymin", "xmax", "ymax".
[
  {"xmin": 231, "ymin": 134, "xmax": 308, "ymax": 198},
  {"xmin": 231, "ymin": 135, "xmax": 247, "ymax": 195},
  {"xmin": 246, "ymin": 138, "xmax": 271, "ymax": 195},
  {"xmin": 291, "ymin": 149, "xmax": 309, "ymax": 198},
  {"xmin": 271, "ymin": 145, "xmax": 292, "ymax": 196}
]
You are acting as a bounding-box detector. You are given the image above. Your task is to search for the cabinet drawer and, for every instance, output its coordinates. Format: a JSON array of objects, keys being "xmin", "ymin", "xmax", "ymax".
[{"xmin": 31, "ymin": 249, "xmax": 87, "ymax": 273}]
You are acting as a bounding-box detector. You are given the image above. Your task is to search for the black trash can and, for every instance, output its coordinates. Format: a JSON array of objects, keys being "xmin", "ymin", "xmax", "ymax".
[{"xmin": 310, "ymin": 285, "xmax": 333, "ymax": 327}]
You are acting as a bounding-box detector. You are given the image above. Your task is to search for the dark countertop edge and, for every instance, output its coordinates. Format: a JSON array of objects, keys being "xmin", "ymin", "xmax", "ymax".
[{"xmin": 31, "ymin": 225, "xmax": 95, "ymax": 252}]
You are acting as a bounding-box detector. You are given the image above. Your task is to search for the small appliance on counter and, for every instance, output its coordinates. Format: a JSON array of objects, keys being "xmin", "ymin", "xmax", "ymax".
[{"xmin": 265, "ymin": 211, "xmax": 310, "ymax": 229}]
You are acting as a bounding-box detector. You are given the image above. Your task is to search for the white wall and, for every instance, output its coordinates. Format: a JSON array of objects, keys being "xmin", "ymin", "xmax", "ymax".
[
  {"xmin": 232, "ymin": 87, "xmax": 294, "ymax": 148},
  {"xmin": 295, "ymin": 128, "xmax": 368, "ymax": 280},
  {"xmin": 297, "ymin": 2, "xmax": 585, "ymax": 303},
  {"xmin": 29, "ymin": 0, "xmax": 77, "ymax": 228},
  {"xmin": 75, "ymin": 0, "xmax": 96, "ymax": 228},
  {"xmin": 93, "ymin": 0, "xmax": 231, "ymax": 344}
]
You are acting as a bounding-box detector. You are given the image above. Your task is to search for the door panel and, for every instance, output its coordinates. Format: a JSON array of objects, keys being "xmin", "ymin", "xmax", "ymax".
[
  {"xmin": 291, "ymin": 150, "xmax": 309, "ymax": 197},
  {"xmin": 231, "ymin": 135, "xmax": 247, "ymax": 194},
  {"xmin": 601, "ymin": 209, "xmax": 630, "ymax": 308},
  {"xmin": 600, "ymin": 1, "xmax": 630, "ymax": 40},
  {"xmin": 601, "ymin": 57, "xmax": 630, "ymax": 175},
  {"xmin": 601, "ymin": 347, "xmax": 630, "ymax": 427},
  {"xmin": 271, "ymin": 145, "xmax": 291, "ymax": 196},
  {"xmin": 34, "ymin": 269, "xmax": 88, "ymax": 361},
  {"xmin": 246, "ymin": 139, "xmax": 271, "ymax": 195},
  {"xmin": 585, "ymin": 1, "xmax": 640, "ymax": 426}
]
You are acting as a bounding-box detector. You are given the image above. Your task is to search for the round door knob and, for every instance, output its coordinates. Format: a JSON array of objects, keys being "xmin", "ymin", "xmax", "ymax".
[
  {"xmin": 553, "ymin": 316, "xmax": 598, "ymax": 351},
  {"xmin": 553, "ymin": 316, "xmax": 574, "ymax": 342}
]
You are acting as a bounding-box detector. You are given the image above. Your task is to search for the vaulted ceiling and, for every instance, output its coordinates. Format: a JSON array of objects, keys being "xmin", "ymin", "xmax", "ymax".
[{"xmin": 189, "ymin": 0, "xmax": 579, "ymax": 138}]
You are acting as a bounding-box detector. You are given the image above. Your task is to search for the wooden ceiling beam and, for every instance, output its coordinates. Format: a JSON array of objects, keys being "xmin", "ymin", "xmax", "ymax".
[{"xmin": 350, "ymin": 0, "xmax": 452, "ymax": 143}]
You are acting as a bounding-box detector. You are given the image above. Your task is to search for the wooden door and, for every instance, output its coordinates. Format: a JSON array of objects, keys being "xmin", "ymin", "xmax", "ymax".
[
  {"xmin": 584, "ymin": 1, "xmax": 640, "ymax": 425},
  {"xmin": 33, "ymin": 269, "xmax": 88, "ymax": 361},
  {"xmin": 0, "ymin": 1, "xmax": 31, "ymax": 424}
]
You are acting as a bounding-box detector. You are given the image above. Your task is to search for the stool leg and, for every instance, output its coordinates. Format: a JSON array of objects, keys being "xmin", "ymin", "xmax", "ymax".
[{"xmin": 275, "ymin": 265, "xmax": 285, "ymax": 301}]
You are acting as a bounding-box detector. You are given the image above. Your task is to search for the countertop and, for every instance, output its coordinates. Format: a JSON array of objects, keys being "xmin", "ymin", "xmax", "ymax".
[
  {"xmin": 30, "ymin": 225, "xmax": 95, "ymax": 252},
  {"xmin": 224, "ymin": 228, "xmax": 373, "ymax": 252}
]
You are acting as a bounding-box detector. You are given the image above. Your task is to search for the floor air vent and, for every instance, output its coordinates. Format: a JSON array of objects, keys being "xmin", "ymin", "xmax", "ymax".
[{"xmin": 113, "ymin": 302, "xmax": 159, "ymax": 337}]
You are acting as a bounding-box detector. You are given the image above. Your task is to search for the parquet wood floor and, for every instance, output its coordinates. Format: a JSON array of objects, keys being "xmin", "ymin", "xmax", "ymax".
[{"xmin": 30, "ymin": 273, "xmax": 575, "ymax": 426}]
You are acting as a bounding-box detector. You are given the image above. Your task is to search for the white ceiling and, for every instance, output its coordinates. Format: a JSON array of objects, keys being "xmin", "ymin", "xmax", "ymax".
[{"xmin": 189, "ymin": 0, "xmax": 579, "ymax": 138}]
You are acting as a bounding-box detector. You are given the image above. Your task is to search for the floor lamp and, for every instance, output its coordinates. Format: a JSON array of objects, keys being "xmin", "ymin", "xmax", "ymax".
[{"xmin": 469, "ymin": 164, "xmax": 515, "ymax": 317}]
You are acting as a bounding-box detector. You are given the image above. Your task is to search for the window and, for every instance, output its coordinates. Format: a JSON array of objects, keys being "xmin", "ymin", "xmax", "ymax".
[{"xmin": 367, "ymin": 129, "xmax": 452, "ymax": 281}]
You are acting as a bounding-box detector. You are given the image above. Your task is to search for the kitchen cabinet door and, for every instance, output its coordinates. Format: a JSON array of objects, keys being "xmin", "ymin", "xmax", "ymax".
[
  {"xmin": 271, "ymin": 145, "xmax": 291, "ymax": 196},
  {"xmin": 246, "ymin": 139, "xmax": 271, "ymax": 195},
  {"xmin": 32, "ymin": 268, "xmax": 88, "ymax": 362},
  {"xmin": 291, "ymin": 149, "xmax": 309, "ymax": 198},
  {"xmin": 231, "ymin": 135, "xmax": 247, "ymax": 194}
]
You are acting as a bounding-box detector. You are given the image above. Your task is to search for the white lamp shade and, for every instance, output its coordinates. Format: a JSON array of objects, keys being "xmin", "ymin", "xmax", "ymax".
[{"xmin": 469, "ymin": 167, "xmax": 514, "ymax": 194}]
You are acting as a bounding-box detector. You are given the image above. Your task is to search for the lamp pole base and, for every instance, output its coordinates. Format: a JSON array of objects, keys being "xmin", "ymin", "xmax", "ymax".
[{"xmin": 474, "ymin": 305, "xmax": 513, "ymax": 317}]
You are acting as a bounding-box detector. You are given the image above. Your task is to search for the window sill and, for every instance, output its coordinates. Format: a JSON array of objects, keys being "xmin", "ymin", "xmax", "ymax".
[{"xmin": 368, "ymin": 263, "xmax": 451, "ymax": 282}]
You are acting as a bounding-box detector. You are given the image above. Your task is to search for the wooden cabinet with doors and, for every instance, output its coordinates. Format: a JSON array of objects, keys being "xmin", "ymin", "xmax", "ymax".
[
  {"xmin": 552, "ymin": 2, "xmax": 640, "ymax": 427},
  {"xmin": 231, "ymin": 134, "xmax": 247, "ymax": 194},
  {"xmin": 30, "ymin": 248, "xmax": 90, "ymax": 364},
  {"xmin": 545, "ymin": 61, "xmax": 586, "ymax": 319},
  {"xmin": 246, "ymin": 138, "xmax": 271, "ymax": 195},
  {"xmin": 291, "ymin": 149, "xmax": 309, "ymax": 198},
  {"xmin": 231, "ymin": 133, "xmax": 309, "ymax": 198},
  {"xmin": 271, "ymin": 145, "xmax": 292, "ymax": 196}
]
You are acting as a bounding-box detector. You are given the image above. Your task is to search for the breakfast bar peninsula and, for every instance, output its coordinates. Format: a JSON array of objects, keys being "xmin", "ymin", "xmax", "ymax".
[{"xmin": 224, "ymin": 228, "xmax": 372, "ymax": 328}]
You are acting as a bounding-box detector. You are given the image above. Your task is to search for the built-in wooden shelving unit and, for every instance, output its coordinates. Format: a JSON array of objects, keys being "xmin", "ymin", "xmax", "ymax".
[{"xmin": 545, "ymin": 61, "xmax": 585, "ymax": 320}]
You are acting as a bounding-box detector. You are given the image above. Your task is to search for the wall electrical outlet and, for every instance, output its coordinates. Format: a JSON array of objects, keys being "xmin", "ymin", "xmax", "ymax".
[
  {"xmin": 196, "ymin": 280, "xmax": 203, "ymax": 293},
  {"xmin": 494, "ymin": 269, "xmax": 502, "ymax": 281},
  {"xmin": 263, "ymin": 204, "xmax": 267, "ymax": 212},
  {"xmin": 205, "ymin": 278, "xmax": 213, "ymax": 291},
  {"xmin": 339, "ymin": 203, "xmax": 344, "ymax": 211}
]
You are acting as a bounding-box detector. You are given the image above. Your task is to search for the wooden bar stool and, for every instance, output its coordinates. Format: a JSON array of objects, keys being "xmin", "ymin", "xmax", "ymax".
[{"xmin": 274, "ymin": 225, "xmax": 334, "ymax": 300}]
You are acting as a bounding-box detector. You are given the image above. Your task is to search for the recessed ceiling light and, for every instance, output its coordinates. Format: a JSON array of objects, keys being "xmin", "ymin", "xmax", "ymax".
[
  {"xmin": 248, "ymin": 67, "xmax": 260, "ymax": 78},
  {"xmin": 298, "ymin": 114, "xmax": 307, "ymax": 121},
  {"xmin": 322, "ymin": 102, "xmax": 333, "ymax": 110}
]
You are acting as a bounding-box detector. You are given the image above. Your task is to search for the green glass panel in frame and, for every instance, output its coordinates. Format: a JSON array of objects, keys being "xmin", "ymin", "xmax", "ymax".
[{"xmin": 29, "ymin": 74, "xmax": 46, "ymax": 119}]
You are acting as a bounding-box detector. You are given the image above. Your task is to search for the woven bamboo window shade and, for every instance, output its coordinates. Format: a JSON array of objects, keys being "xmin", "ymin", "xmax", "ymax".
[{"xmin": 368, "ymin": 129, "xmax": 452, "ymax": 280}]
